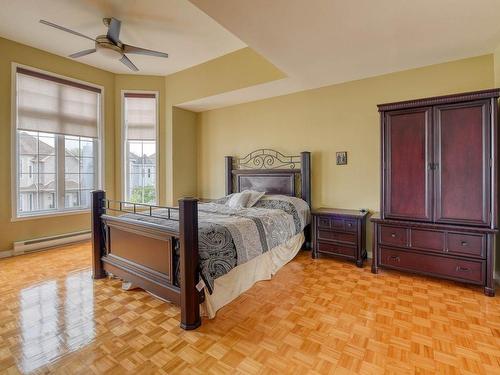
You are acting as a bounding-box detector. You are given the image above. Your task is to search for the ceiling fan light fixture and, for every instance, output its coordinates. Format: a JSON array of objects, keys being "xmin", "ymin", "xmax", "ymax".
[{"xmin": 95, "ymin": 35, "xmax": 123, "ymax": 59}]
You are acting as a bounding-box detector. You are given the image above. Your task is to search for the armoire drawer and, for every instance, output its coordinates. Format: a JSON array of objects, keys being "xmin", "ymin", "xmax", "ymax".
[
  {"xmin": 317, "ymin": 241, "xmax": 356, "ymax": 258},
  {"xmin": 379, "ymin": 247, "xmax": 484, "ymax": 284},
  {"xmin": 317, "ymin": 229, "xmax": 357, "ymax": 245},
  {"xmin": 379, "ymin": 225, "xmax": 407, "ymax": 247},
  {"xmin": 446, "ymin": 232, "xmax": 485, "ymax": 258},
  {"xmin": 410, "ymin": 229, "xmax": 444, "ymax": 251},
  {"xmin": 408, "ymin": 228, "xmax": 485, "ymax": 258}
]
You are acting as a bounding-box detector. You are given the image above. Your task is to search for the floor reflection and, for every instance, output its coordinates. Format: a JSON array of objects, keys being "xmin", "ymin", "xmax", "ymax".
[{"xmin": 19, "ymin": 269, "xmax": 94, "ymax": 373}]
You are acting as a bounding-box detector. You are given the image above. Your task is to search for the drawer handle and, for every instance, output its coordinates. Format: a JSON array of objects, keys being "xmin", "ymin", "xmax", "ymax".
[
  {"xmin": 388, "ymin": 255, "xmax": 400, "ymax": 262},
  {"xmin": 461, "ymin": 241, "xmax": 468, "ymax": 247},
  {"xmin": 456, "ymin": 266, "xmax": 471, "ymax": 272},
  {"xmin": 391, "ymin": 233, "xmax": 397, "ymax": 238},
  {"xmin": 347, "ymin": 223, "xmax": 352, "ymax": 227}
]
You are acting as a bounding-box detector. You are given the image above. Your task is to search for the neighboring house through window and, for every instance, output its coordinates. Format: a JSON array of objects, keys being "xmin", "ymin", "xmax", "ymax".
[
  {"xmin": 123, "ymin": 92, "xmax": 158, "ymax": 205},
  {"xmin": 14, "ymin": 67, "xmax": 102, "ymax": 217}
]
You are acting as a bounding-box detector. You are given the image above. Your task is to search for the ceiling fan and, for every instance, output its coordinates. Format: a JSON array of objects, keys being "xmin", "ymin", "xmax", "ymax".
[{"xmin": 39, "ymin": 18, "xmax": 168, "ymax": 72}]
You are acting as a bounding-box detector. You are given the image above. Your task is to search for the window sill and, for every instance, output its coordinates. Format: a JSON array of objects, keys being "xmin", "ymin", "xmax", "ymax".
[{"xmin": 11, "ymin": 209, "xmax": 91, "ymax": 222}]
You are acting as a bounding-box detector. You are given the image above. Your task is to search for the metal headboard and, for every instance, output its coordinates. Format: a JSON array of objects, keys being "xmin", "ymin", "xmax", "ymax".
[{"xmin": 224, "ymin": 149, "xmax": 311, "ymax": 209}]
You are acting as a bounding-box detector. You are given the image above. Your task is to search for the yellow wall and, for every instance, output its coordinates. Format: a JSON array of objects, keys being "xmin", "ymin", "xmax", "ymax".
[
  {"xmin": 172, "ymin": 107, "xmax": 198, "ymax": 199},
  {"xmin": 0, "ymin": 37, "xmax": 115, "ymax": 251},
  {"xmin": 495, "ymin": 46, "xmax": 500, "ymax": 87},
  {"xmin": 164, "ymin": 47, "xmax": 285, "ymax": 204},
  {"xmin": 197, "ymin": 54, "xmax": 495, "ymax": 254},
  {"xmin": 165, "ymin": 47, "xmax": 285, "ymax": 106}
]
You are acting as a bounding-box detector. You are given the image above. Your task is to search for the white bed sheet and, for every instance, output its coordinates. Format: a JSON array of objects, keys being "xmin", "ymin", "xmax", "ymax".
[{"xmin": 201, "ymin": 231, "xmax": 305, "ymax": 318}]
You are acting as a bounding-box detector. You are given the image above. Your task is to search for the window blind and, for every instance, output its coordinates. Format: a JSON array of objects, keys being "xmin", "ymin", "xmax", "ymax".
[
  {"xmin": 16, "ymin": 67, "xmax": 101, "ymax": 138},
  {"xmin": 124, "ymin": 93, "xmax": 157, "ymax": 140}
]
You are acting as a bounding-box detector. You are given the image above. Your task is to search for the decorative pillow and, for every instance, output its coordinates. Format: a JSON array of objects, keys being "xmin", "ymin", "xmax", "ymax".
[
  {"xmin": 226, "ymin": 191, "xmax": 251, "ymax": 209},
  {"xmin": 243, "ymin": 190, "xmax": 266, "ymax": 208},
  {"xmin": 215, "ymin": 194, "xmax": 232, "ymax": 204}
]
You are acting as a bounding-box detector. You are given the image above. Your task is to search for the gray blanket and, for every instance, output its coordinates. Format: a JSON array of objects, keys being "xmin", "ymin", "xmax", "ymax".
[{"xmin": 122, "ymin": 195, "xmax": 310, "ymax": 293}]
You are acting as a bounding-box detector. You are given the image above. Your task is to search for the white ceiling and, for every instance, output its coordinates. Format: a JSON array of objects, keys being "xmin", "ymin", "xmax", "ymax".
[
  {"xmin": 181, "ymin": 0, "xmax": 500, "ymax": 111},
  {"xmin": 0, "ymin": 0, "xmax": 245, "ymax": 75}
]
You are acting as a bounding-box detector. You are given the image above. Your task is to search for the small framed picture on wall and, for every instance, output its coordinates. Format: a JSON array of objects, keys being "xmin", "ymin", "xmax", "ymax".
[{"xmin": 336, "ymin": 151, "xmax": 347, "ymax": 165}]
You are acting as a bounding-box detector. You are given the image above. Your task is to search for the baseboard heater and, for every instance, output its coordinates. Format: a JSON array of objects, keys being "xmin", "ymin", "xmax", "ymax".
[{"xmin": 12, "ymin": 230, "xmax": 91, "ymax": 255}]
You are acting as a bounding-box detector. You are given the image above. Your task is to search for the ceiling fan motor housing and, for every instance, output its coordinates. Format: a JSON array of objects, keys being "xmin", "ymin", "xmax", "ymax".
[{"xmin": 95, "ymin": 35, "xmax": 123, "ymax": 59}]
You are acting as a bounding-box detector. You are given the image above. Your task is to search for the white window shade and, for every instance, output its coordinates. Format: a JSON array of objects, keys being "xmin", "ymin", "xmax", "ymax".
[
  {"xmin": 124, "ymin": 95, "xmax": 156, "ymax": 140},
  {"xmin": 16, "ymin": 68, "xmax": 100, "ymax": 138}
]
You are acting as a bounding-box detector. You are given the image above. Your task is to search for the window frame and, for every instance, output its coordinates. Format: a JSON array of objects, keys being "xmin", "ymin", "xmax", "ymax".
[
  {"xmin": 11, "ymin": 63, "xmax": 105, "ymax": 221},
  {"xmin": 121, "ymin": 90, "xmax": 159, "ymax": 205}
]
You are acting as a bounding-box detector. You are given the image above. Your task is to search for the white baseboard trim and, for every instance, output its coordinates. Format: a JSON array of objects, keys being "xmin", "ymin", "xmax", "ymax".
[
  {"xmin": 7, "ymin": 231, "xmax": 91, "ymax": 257},
  {"xmin": 0, "ymin": 249, "xmax": 14, "ymax": 259}
]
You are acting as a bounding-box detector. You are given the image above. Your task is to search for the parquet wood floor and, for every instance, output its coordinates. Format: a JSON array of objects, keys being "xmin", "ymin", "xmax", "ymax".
[{"xmin": 0, "ymin": 242, "xmax": 499, "ymax": 374}]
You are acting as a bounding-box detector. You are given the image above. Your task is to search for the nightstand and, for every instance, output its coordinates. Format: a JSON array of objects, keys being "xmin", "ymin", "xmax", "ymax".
[{"xmin": 312, "ymin": 208, "xmax": 368, "ymax": 267}]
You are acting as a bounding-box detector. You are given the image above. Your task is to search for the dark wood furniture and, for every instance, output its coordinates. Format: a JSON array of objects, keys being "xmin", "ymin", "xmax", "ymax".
[
  {"xmin": 312, "ymin": 208, "xmax": 368, "ymax": 267},
  {"xmin": 92, "ymin": 149, "xmax": 311, "ymax": 331},
  {"xmin": 372, "ymin": 89, "xmax": 500, "ymax": 296}
]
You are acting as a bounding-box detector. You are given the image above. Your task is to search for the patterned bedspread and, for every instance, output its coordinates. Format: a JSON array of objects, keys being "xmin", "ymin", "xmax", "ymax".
[{"xmin": 121, "ymin": 195, "xmax": 310, "ymax": 294}]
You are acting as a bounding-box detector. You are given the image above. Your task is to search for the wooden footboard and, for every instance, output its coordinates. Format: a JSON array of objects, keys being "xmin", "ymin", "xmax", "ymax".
[{"xmin": 91, "ymin": 191, "xmax": 201, "ymax": 330}]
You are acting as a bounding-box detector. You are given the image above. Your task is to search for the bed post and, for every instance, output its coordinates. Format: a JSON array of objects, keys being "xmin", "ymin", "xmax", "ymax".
[
  {"xmin": 91, "ymin": 190, "xmax": 106, "ymax": 279},
  {"xmin": 225, "ymin": 156, "xmax": 233, "ymax": 195},
  {"xmin": 301, "ymin": 152, "xmax": 312, "ymax": 249},
  {"xmin": 179, "ymin": 197, "xmax": 201, "ymax": 330}
]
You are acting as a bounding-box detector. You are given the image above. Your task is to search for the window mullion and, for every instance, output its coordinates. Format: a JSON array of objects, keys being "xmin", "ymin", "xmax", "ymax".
[{"xmin": 57, "ymin": 135, "xmax": 65, "ymax": 209}]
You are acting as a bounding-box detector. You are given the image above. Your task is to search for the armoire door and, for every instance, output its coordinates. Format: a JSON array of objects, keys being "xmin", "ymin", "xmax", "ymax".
[
  {"xmin": 384, "ymin": 107, "xmax": 433, "ymax": 221},
  {"xmin": 434, "ymin": 100, "xmax": 491, "ymax": 226}
]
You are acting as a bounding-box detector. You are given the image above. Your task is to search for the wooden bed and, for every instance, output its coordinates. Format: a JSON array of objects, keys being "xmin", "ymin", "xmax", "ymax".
[{"xmin": 91, "ymin": 149, "xmax": 311, "ymax": 330}]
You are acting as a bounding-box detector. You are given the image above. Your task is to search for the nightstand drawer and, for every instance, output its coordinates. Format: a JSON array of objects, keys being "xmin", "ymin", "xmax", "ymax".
[
  {"xmin": 317, "ymin": 216, "xmax": 331, "ymax": 228},
  {"xmin": 317, "ymin": 216, "xmax": 345, "ymax": 230},
  {"xmin": 317, "ymin": 241, "xmax": 356, "ymax": 258},
  {"xmin": 317, "ymin": 229, "xmax": 357, "ymax": 245},
  {"xmin": 345, "ymin": 219, "xmax": 357, "ymax": 232}
]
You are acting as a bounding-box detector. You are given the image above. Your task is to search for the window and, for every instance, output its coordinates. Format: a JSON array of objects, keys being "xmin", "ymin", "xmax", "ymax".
[
  {"xmin": 123, "ymin": 93, "xmax": 157, "ymax": 205},
  {"xmin": 14, "ymin": 67, "xmax": 101, "ymax": 217}
]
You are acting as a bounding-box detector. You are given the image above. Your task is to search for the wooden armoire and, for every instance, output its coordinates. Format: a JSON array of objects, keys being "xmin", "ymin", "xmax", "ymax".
[{"xmin": 371, "ymin": 89, "xmax": 500, "ymax": 296}]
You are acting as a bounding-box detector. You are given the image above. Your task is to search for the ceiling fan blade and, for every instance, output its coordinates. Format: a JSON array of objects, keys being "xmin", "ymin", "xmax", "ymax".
[
  {"xmin": 107, "ymin": 17, "xmax": 121, "ymax": 44},
  {"xmin": 69, "ymin": 49, "xmax": 97, "ymax": 58},
  {"xmin": 39, "ymin": 20, "xmax": 95, "ymax": 42},
  {"xmin": 120, "ymin": 55, "xmax": 139, "ymax": 72},
  {"xmin": 123, "ymin": 44, "xmax": 168, "ymax": 58}
]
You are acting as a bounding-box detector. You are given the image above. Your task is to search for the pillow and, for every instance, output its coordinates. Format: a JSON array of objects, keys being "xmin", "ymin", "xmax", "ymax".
[
  {"xmin": 226, "ymin": 191, "xmax": 251, "ymax": 209},
  {"xmin": 243, "ymin": 190, "xmax": 265, "ymax": 208},
  {"xmin": 224, "ymin": 190, "xmax": 265, "ymax": 209}
]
